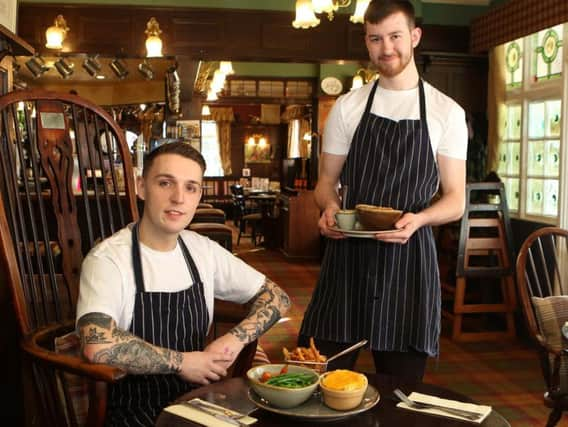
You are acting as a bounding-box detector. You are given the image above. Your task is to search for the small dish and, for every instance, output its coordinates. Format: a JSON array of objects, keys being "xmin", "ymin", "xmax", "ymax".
[
  {"xmin": 329, "ymin": 226, "xmax": 398, "ymax": 238},
  {"xmin": 355, "ymin": 204, "xmax": 403, "ymax": 230}
]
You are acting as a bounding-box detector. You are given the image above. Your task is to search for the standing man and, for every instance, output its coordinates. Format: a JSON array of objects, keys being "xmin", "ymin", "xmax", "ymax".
[
  {"xmin": 77, "ymin": 142, "xmax": 290, "ymax": 426},
  {"xmin": 299, "ymin": 0, "xmax": 467, "ymax": 382}
]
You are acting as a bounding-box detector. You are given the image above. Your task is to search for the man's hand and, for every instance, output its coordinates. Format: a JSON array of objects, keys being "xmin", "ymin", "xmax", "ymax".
[
  {"xmin": 374, "ymin": 212, "xmax": 425, "ymax": 244},
  {"xmin": 178, "ymin": 351, "xmax": 232, "ymax": 385},
  {"xmin": 319, "ymin": 206, "xmax": 347, "ymax": 239},
  {"xmin": 204, "ymin": 333, "xmax": 245, "ymax": 369}
]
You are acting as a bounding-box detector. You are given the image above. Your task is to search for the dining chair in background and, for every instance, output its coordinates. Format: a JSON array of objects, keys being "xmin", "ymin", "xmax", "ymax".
[{"xmin": 516, "ymin": 227, "xmax": 568, "ymax": 427}]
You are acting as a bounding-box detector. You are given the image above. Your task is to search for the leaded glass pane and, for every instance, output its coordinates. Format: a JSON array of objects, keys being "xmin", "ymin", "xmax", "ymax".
[
  {"xmin": 506, "ymin": 104, "xmax": 522, "ymax": 140},
  {"xmin": 543, "ymin": 179, "xmax": 559, "ymax": 217},
  {"xmin": 508, "ymin": 142, "xmax": 520, "ymax": 175},
  {"xmin": 503, "ymin": 177, "xmax": 519, "ymax": 212},
  {"xmin": 258, "ymin": 81, "xmax": 284, "ymax": 97},
  {"xmin": 546, "ymin": 100, "xmax": 561, "ymax": 137},
  {"xmin": 527, "ymin": 140, "xmax": 544, "ymax": 176},
  {"xmin": 526, "ymin": 178, "xmax": 544, "ymax": 215},
  {"xmin": 505, "ymin": 39, "xmax": 523, "ymax": 89},
  {"xmin": 532, "ymin": 25, "xmax": 563, "ymax": 82},
  {"xmin": 497, "ymin": 142, "xmax": 508, "ymax": 176},
  {"xmin": 544, "ymin": 140, "xmax": 560, "ymax": 177},
  {"xmin": 528, "ymin": 101, "xmax": 545, "ymax": 138}
]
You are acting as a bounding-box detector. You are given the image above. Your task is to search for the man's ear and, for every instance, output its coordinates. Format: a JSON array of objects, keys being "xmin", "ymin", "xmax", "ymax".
[
  {"xmin": 136, "ymin": 176, "xmax": 145, "ymax": 200},
  {"xmin": 411, "ymin": 26, "xmax": 422, "ymax": 48}
]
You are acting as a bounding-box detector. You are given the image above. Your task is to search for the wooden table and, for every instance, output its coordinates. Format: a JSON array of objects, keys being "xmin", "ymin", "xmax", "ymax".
[{"xmin": 156, "ymin": 374, "xmax": 510, "ymax": 427}]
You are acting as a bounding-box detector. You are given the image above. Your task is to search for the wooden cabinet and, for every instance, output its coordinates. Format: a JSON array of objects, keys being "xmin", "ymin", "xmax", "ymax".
[{"xmin": 279, "ymin": 190, "xmax": 320, "ymax": 258}]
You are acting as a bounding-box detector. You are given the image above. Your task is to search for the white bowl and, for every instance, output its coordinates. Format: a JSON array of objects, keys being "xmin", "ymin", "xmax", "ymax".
[{"xmin": 246, "ymin": 363, "xmax": 320, "ymax": 408}]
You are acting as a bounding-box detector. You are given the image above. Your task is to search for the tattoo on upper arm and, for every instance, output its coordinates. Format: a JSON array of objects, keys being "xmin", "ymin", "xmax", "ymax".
[{"xmin": 229, "ymin": 279, "xmax": 291, "ymax": 343}]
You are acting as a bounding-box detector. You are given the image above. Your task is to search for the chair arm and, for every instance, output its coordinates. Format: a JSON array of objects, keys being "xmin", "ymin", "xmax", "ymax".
[{"xmin": 21, "ymin": 321, "xmax": 127, "ymax": 383}]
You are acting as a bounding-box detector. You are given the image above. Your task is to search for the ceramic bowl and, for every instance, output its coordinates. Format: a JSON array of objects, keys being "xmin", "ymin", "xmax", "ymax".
[
  {"xmin": 319, "ymin": 370, "xmax": 368, "ymax": 410},
  {"xmin": 355, "ymin": 204, "xmax": 403, "ymax": 230},
  {"xmin": 246, "ymin": 364, "xmax": 320, "ymax": 408}
]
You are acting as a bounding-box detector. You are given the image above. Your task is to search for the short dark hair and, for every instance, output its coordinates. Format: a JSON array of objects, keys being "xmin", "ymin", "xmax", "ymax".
[
  {"xmin": 364, "ymin": 0, "xmax": 416, "ymax": 28},
  {"xmin": 143, "ymin": 141, "xmax": 206, "ymax": 177}
]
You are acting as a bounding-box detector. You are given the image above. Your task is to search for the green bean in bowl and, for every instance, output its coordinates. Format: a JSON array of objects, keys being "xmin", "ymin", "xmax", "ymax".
[{"xmin": 247, "ymin": 364, "xmax": 320, "ymax": 408}]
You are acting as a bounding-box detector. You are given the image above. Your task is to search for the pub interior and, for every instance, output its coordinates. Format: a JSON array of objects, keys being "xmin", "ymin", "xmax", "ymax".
[{"xmin": 0, "ymin": 0, "xmax": 567, "ymax": 426}]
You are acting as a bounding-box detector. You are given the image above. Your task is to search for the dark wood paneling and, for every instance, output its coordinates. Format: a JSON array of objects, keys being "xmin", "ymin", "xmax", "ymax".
[{"xmin": 18, "ymin": 4, "xmax": 474, "ymax": 61}]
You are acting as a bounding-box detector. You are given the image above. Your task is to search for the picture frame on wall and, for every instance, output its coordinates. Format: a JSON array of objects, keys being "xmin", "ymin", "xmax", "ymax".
[{"xmin": 0, "ymin": 0, "xmax": 18, "ymax": 33}]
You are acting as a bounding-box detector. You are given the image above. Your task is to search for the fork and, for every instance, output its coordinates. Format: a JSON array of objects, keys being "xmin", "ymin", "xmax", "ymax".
[
  {"xmin": 393, "ymin": 389, "xmax": 483, "ymax": 421},
  {"xmin": 181, "ymin": 400, "xmax": 248, "ymax": 426}
]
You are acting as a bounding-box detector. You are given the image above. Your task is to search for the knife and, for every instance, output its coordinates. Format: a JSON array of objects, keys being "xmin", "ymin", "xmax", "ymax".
[{"xmin": 182, "ymin": 400, "xmax": 247, "ymax": 426}]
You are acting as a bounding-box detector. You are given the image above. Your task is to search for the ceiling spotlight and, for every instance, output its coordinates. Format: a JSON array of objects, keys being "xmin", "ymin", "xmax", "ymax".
[
  {"xmin": 138, "ymin": 61, "xmax": 154, "ymax": 80},
  {"xmin": 83, "ymin": 55, "xmax": 102, "ymax": 77},
  {"xmin": 54, "ymin": 57, "xmax": 74, "ymax": 79},
  {"xmin": 25, "ymin": 56, "xmax": 49, "ymax": 78},
  {"xmin": 110, "ymin": 58, "xmax": 129, "ymax": 79}
]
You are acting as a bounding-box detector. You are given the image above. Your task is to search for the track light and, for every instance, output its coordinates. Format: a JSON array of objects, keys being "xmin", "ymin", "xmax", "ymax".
[
  {"xmin": 138, "ymin": 60, "xmax": 154, "ymax": 80},
  {"xmin": 54, "ymin": 57, "xmax": 74, "ymax": 79},
  {"xmin": 83, "ymin": 56, "xmax": 102, "ymax": 77},
  {"xmin": 109, "ymin": 58, "xmax": 129, "ymax": 79},
  {"xmin": 25, "ymin": 56, "xmax": 49, "ymax": 78}
]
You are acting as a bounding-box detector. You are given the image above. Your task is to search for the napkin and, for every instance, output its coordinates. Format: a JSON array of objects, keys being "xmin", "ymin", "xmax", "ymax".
[
  {"xmin": 164, "ymin": 398, "xmax": 257, "ymax": 426},
  {"xmin": 396, "ymin": 392, "xmax": 492, "ymax": 424}
]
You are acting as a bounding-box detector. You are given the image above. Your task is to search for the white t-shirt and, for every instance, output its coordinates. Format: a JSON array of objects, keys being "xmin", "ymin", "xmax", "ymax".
[
  {"xmin": 76, "ymin": 225, "xmax": 265, "ymax": 331},
  {"xmin": 323, "ymin": 80, "xmax": 468, "ymax": 160}
]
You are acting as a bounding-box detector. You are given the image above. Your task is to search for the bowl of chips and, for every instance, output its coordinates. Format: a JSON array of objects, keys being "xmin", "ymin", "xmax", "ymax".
[{"xmin": 282, "ymin": 337, "xmax": 328, "ymax": 373}]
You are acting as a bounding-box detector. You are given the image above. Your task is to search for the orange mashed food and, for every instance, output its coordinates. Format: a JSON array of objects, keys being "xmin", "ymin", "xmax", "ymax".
[{"xmin": 321, "ymin": 370, "xmax": 366, "ymax": 391}]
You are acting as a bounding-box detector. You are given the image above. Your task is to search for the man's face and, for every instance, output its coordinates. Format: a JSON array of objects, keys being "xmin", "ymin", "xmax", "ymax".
[
  {"xmin": 137, "ymin": 153, "xmax": 203, "ymax": 239},
  {"xmin": 365, "ymin": 12, "xmax": 421, "ymax": 78}
]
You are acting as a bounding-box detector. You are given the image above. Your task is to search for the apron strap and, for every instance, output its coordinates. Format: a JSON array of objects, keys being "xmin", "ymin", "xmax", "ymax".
[
  {"xmin": 363, "ymin": 79, "xmax": 380, "ymax": 117},
  {"xmin": 131, "ymin": 223, "xmax": 200, "ymax": 293},
  {"xmin": 418, "ymin": 79, "xmax": 426, "ymax": 122}
]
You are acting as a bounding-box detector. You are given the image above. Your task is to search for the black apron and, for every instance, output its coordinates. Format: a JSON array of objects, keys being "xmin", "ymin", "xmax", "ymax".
[
  {"xmin": 300, "ymin": 80, "xmax": 441, "ymax": 356},
  {"xmin": 106, "ymin": 224, "xmax": 209, "ymax": 426}
]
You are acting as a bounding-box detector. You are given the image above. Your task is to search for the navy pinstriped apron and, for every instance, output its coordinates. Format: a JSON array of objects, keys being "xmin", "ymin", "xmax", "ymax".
[
  {"xmin": 106, "ymin": 224, "xmax": 209, "ymax": 426},
  {"xmin": 301, "ymin": 79, "xmax": 441, "ymax": 356}
]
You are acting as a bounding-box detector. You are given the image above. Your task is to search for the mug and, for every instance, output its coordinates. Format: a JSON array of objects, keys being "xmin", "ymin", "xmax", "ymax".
[{"xmin": 335, "ymin": 209, "xmax": 357, "ymax": 230}]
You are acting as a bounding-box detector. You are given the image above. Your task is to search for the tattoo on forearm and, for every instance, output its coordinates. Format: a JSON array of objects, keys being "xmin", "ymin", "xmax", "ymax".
[
  {"xmin": 91, "ymin": 341, "xmax": 182, "ymax": 375},
  {"xmin": 229, "ymin": 279, "xmax": 291, "ymax": 344},
  {"xmin": 78, "ymin": 312, "xmax": 183, "ymax": 374}
]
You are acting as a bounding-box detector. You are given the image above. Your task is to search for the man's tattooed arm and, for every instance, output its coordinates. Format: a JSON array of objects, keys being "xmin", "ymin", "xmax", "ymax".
[
  {"xmin": 77, "ymin": 312, "xmax": 183, "ymax": 375},
  {"xmin": 229, "ymin": 278, "xmax": 291, "ymax": 344}
]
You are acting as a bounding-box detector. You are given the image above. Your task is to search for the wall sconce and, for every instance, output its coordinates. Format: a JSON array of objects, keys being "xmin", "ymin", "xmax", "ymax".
[
  {"xmin": 54, "ymin": 57, "xmax": 74, "ymax": 79},
  {"xmin": 138, "ymin": 60, "xmax": 154, "ymax": 80},
  {"xmin": 25, "ymin": 56, "xmax": 49, "ymax": 78},
  {"xmin": 350, "ymin": 68, "xmax": 377, "ymax": 91},
  {"xmin": 83, "ymin": 55, "xmax": 102, "ymax": 77},
  {"xmin": 145, "ymin": 17, "xmax": 163, "ymax": 58},
  {"xmin": 219, "ymin": 61, "xmax": 234, "ymax": 75},
  {"xmin": 247, "ymin": 134, "xmax": 269, "ymax": 146},
  {"xmin": 45, "ymin": 15, "xmax": 70, "ymax": 50},
  {"xmin": 206, "ymin": 89, "xmax": 218, "ymax": 101},
  {"xmin": 293, "ymin": 0, "xmax": 369, "ymax": 29},
  {"xmin": 201, "ymin": 105, "xmax": 211, "ymax": 116},
  {"xmin": 110, "ymin": 58, "xmax": 129, "ymax": 79}
]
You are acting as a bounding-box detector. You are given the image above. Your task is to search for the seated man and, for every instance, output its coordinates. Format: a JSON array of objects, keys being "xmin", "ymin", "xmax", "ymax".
[{"xmin": 77, "ymin": 141, "xmax": 291, "ymax": 426}]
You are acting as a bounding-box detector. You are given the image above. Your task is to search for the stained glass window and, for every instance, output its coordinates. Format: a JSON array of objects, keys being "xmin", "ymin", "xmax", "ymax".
[
  {"xmin": 498, "ymin": 104, "xmax": 522, "ymax": 212},
  {"xmin": 526, "ymin": 99, "xmax": 560, "ymax": 217},
  {"xmin": 532, "ymin": 25, "xmax": 563, "ymax": 82},
  {"xmin": 505, "ymin": 39, "xmax": 523, "ymax": 89}
]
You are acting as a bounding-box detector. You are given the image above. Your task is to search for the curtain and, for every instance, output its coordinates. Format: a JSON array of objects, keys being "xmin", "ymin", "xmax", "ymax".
[
  {"xmin": 486, "ymin": 45, "xmax": 506, "ymax": 175},
  {"xmin": 210, "ymin": 107, "xmax": 234, "ymax": 176}
]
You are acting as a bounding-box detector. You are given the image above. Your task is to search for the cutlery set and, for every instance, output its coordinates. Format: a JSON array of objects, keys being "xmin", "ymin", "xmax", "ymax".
[{"xmin": 181, "ymin": 399, "xmax": 251, "ymax": 426}]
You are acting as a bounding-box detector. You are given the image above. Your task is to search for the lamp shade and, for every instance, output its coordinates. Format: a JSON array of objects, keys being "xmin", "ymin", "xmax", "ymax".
[
  {"xmin": 219, "ymin": 61, "xmax": 234, "ymax": 75},
  {"xmin": 350, "ymin": 0, "xmax": 370, "ymax": 23},
  {"xmin": 312, "ymin": 0, "xmax": 336, "ymax": 14},
  {"xmin": 201, "ymin": 105, "xmax": 211, "ymax": 116},
  {"xmin": 351, "ymin": 75, "xmax": 364, "ymax": 91},
  {"xmin": 45, "ymin": 15, "xmax": 69, "ymax": 49},
  {"xmin": 292, "ymin": 0, "xmax": 320, "ymax": 29},
  {"xmin": 145, "ymin": 35, "xmax": 163, "ymax": 58}
]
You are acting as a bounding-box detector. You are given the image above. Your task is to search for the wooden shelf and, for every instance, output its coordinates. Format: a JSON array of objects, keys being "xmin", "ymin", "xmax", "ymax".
[{"xmin": 0, "ymin": 23, "xmax": 34, "ymax": 60}]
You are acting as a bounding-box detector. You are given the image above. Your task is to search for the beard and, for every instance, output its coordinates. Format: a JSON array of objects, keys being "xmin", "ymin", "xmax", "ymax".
[{"xmin": 374, "ymin": 50, "xmax": 413, "ymax": 78}]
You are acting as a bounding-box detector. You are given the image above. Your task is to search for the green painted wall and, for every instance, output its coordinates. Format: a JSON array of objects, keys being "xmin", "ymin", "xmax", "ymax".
[
  {"xmin": 234, "ymin": 62, "xmax": 319, "ymax": 78},
  {"xmin": 422, "ymin": 3, "xmax": 488, "ymax": 26},
  {"xmin": 21, "ymin": 0, "xmax": 500, "ymax": 26}
]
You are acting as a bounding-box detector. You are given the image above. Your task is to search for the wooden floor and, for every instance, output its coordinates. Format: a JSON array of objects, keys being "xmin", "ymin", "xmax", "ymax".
[{"xmin": 227, "ymin": 222, "xmax": 558, "ymax": 427}]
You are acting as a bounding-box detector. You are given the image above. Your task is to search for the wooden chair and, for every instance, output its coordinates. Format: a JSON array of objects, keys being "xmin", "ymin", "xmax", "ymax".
[
  {"xmin": 188, "ymin": 222, "xmax": 233, "ymax": 252},
  {"xmin": 0, "ymin": 90, "xmax": 256, "ymax": 426},
  {"xmin": 516, "ymin": 227, "xmax": 568, "ymax": 427},
  {"xmin": 191, "ymin": 207, "xmax": 226, "ymax": 224}
]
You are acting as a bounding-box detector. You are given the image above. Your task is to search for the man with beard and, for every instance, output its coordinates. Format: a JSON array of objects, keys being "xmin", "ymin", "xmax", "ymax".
[{"xmin": 299, "ymin": 0, "xmax": 467, "ymax": 381}]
